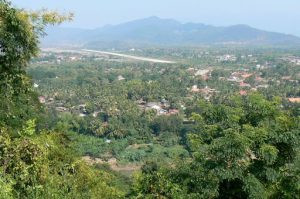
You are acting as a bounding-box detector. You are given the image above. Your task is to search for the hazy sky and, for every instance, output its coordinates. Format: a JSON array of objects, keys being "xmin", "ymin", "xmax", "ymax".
[{"xmin": 11, "ymin": 0, "xmax": 300, "ymax": 36}]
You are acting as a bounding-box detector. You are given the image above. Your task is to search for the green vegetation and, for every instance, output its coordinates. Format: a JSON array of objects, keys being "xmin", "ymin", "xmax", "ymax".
[
  {"xmin": 0, "ymin": 1, "xmax": 124, "ymax": 198},
  {"xmin": 132, "ymin": 94, "xmax": 300, "ymax": 198},
  {"xmin": 1, "ymin": 0, "xmax": 300, "ymax": 198}
]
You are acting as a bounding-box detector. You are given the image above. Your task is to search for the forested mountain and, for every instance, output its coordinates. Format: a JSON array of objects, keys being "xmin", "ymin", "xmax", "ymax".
[{"xmin": 43, "ymin": 16, "xmax": 300, "ymax": 47}]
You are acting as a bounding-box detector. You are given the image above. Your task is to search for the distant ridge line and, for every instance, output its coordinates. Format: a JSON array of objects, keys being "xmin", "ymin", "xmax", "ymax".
[{"xmin": 42, "ymin": 16, "xmax": 300, "ymax": 47}]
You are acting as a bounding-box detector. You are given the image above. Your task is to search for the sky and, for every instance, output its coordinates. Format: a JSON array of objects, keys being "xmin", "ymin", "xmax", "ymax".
[{"xmin": 11, "ymin": 0, "xmax": 300, "ymax": 36}]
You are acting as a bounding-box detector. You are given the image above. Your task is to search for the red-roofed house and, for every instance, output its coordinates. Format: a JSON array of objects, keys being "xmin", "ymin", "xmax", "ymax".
[
  {"xmin": 288, "ymin": 98, "xmax": 300, "ymax": 103},
  {"xmin": 239, "ymin": 90, "xmax": 248, "ymax": 96},
  {"xmin": 241, "ymin": 73, "xmax": 253, "ymax": 79},
  {"xmin": 239, "ymin": 82, "xmax": 251, "ymax": 87}
]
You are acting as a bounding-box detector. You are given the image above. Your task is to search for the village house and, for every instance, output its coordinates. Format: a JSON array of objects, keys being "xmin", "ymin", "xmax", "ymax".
[
  {"xmin": 255, "ymin": 76, "xmax": 265, "ymax": 82},
  {"xmin": 227, "ymin": 71, "xmax": 255, "ymax": 84},
  {"xmin": 217, "ymin": 54, "xmax": 237, "ymax": 62},
  {"xmin": 256, "ymin": 84, "xmax": 269, "ymax": 89},
  {"xmin": 38, "ymin": 96, "xmax": 46, "ymax": 104},
  {"xmin": 56, "ymin": 107, "xmax": 68, "ymax": 112},
  {"xmin": 190, "ymin": 85, "xmax": 218, "ymax": 98},
  {"xmin": 190, "ymin": 85, "xmax": 200, "ymax": 93},
  {"xmin": 195, "ymin": 69, "xmax": 211, "ymax": 80},
  {"xmin": 227, "ymin": 76, "xmax": 241, "ymax": 82},
  {"xmin": 241, "ymin": 73, "xmax": 253, "ymax": 79},
  {"xmin": 167, "ymin": 109, "xmax": 180, "ymax": 115},
  {"xmin": 145, "ymin": 102, "xmax": 161, "ymax": 112},
  {"xmin": 117, "ymin": 75, "xmax": 126, "ymax": 81},
  {"xmin": 195, "ymin": 69, "xmax": 210, "ymax": 76},
  {"xmin": 239, "ymin": 82, "xmax": 251, "ymax": 88},
  {"xmin": 256, "ymin": 64, "xmax": 270, "ymax": 70},
  {"xmin": 105, "ymin": 139, "xmax": 112, "ymax": 144},
  {"xmin": 239, "ymin": 90, "xmax": 248, "ymax": 96},
  {"xmin": 144, "ymin": 102, "xmax": 174, "ymax": 116},
  {"xmin": 199, "ymin": 86, "xmax": 217, "ymax": 95},
  {"xmin": 190, "ymin": 86, "xmax": 218, "ymax": 101},
  {"xmin": 288, "ymin": 98, "xmax": 300, "ymax": 103},
  {"xmin": 161, "ymin": 99, "xmax": 170, "ymax": 108},
  {"xmin": 92, "ymin": 111, "xmax": 101, "ymax": 118},
  {"xmin": 79, "ymin": 113, "xmax": 87, "ymax": 117},
  {"xmin": 281, "ymin": 56, "xmax": 300, "ymax": 65},
  {"xmin": 77, "ymin": 104, "xmax": 87, "ymax": 113},
  {"xmin": 227, "ymin": 72, "xmax": 243, "ymax": 82},
  {"xmin": 282, "ymin": 76, "xmax": 292, "ymax": 81},
  {"xmin": 159, "ymin": 109, "xmax": 168, "ymax": 115},
  {"xmin": 55, "ymin": 101, "xmax": 65, "ymax": 107},
  {"xmin": 68, "ymin": 54, "xmax": 83, "ymax": 62}
]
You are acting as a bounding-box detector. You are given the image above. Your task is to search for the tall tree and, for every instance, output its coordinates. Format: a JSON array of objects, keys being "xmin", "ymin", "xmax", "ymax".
[{"xmin": 0, "ymin": 0, "xmax": 72, "ymax": 129}]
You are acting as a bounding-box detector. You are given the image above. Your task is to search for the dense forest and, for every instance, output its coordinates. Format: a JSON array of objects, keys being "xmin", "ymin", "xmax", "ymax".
[{"xmin": 1, "ymin": 1, "xmax": 300, "ymax": 198}]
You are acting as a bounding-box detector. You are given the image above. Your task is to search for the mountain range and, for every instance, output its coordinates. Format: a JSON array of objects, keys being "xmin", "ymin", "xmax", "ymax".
[{"xmin": 43, "ymin": 16, "xmax": 300, "ymax": 47}]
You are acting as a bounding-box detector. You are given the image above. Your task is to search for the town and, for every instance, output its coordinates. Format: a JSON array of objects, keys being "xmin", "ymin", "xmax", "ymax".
[{"xmin": 32, "ymin": 48, "xmax": 300, "ymax": 121}]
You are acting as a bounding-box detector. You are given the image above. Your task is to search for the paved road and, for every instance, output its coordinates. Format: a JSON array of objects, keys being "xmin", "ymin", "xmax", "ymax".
[{"xmin": 82, "ymin": 49, "xmax": 176, "ymax": 64}]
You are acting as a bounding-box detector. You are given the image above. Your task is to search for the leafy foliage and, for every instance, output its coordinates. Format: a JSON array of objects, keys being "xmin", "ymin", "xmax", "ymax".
[
  {"xmin": 133, "ymin": 94, "xmax": 300, "ymax": 198},
  {"xmin": 0, "ymin": 1, "xmax": 125, "ymax": 198}
]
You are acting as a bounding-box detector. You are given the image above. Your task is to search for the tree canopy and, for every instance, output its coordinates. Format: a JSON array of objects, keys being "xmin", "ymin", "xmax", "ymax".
[{"xmin": 0, "ymin": 1, "xmax": 125, "ymax": 198}]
